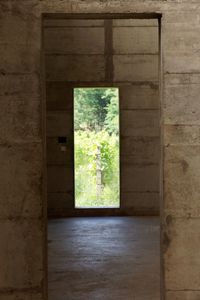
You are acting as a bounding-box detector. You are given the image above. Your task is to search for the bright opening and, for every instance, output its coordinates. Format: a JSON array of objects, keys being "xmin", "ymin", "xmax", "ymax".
[{"xmin": 74, "ymin": 88, "xmax": 120, "ymax": 208}]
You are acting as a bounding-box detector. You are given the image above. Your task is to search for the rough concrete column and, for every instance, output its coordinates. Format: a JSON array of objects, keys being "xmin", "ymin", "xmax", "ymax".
[
  {"xmin": 0, "ymin": 2, "xmax": 45, "ymax": 299},
  {"xmin": 162, "ymin": 10, "xmax": 200, "ymax": 300},
  {"xmin": 1, "ymin": 2, "xmax": 200, "ymax": 300}
]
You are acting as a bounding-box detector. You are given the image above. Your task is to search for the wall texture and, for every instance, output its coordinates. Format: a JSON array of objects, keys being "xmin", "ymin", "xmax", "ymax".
[
  {"xmin": 44, "ymin": 18, "xmax": 160, "ymax": 216},
  {"xmin": 0, "ymin": 1, "xmax": 200, "ymax": 300}
]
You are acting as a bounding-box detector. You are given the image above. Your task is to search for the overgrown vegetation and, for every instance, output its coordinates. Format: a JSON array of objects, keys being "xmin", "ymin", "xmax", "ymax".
[{"xmin": 74, "ymin": 88, "xmax": 119, "ymax": 207}]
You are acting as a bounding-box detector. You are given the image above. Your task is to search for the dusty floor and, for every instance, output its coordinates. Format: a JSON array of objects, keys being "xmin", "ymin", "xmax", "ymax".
[{"xmin": 48, "ymin": 217, "xmax": 160, "ymax": 300}]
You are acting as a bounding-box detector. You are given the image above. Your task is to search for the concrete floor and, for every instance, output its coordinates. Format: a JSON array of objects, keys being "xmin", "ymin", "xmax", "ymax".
[{"xmin": 48, "ymin": 217, "xmax": 160, "ymax": 300}]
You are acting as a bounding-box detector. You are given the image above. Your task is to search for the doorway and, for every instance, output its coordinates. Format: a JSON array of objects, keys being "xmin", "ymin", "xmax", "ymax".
[
  {"xmin": 44, "ymin": 15, "xmax": 160, "ymax": 217},
  {"xmin": 74, "ymin": 87, "xmax": 120, "ymax": 208},
  {"xmin": 44, "ymin": 13, "xmax": 161, "ymax": 300}
]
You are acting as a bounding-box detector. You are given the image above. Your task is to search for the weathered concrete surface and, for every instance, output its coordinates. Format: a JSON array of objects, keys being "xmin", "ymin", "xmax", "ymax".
[
  {"xmin": 164, "ymin": 217, "xmax": 200, "ymax": 290},
  {"xmin": 164, "ymin": 145, "xmax": 200, "ymax": 218},
  {"xmin": 164, "ymin": 124, "xmax": 200, "ymax": 146},
  {"xmin": 46, "ymin": 111, "xmax": 72, "ymax": 137},
  {"xmin": 48, "ymin": 217, "xmax": 160, "ymax": 300},
  {"xmin": 120, "ymin": 192, "xmax": 159, "ymax": 213},
  {"xmin": 48, "ymin": 192, "xmax": 74, "ymax": 213},
  {"xmin": 121, "ymin": 164, "xmax": 159, "ymax": 192},
  {"xmin": 121, "ymin": 110, "xmax": 160, "ymax": 137},
  {"xmin": 113, "ymin": 27, "xmax": 158, "ymax": 54},
  {"xmin": 0, "ymin": 100, "xmax": 41, "ymax": 143},
  {"xmin": 46, "ymin": 83, "xmax": 72, "ymax": 111},
  {"xmin": 44, "ymin": 27, "xmax": 105, "ymax": 54},
  {"xmin": 1, "ymin": 294, "xmax": 43, "ymax": 300},
  {"xmin": 166, "ymin": 291, "xmax": 200, "ymax": 300},
  {"xmin": 0, "ymin": 144, "xmax": 42, "ymax": 218},
  {"xmin": 46, "ymin": 54, "xmax": 105, "ymax": 82},
  {"xmin": 121, "ymin": 136, "xmax": 160, "ymax": 164},
  {"xmin": 47, "ymin": 137, "xmax": 73, "ymax": 165},
  {"xmin": 0, "ymin": 2, "xmax": 45, "ymax": 300},
  {"xmin": 47, "ymin": 166, "xmax": 73, "ymax": 193},
  {"xmin": 114, "ymin": 55, "xmax": 158, "ymax": 82},
  {"xmin": 0, "ymin": 73, "xmax": 40, "ymax": 102},
  {"xmin": 0, "ymin": 220, "xmax": 43, "ymax": 289},
  {"xmin": 120, "ymin": 84, "xmax": 159, "ymax": 109},
  {"xmin": 0, "ymin": 1, "xmax": 200, "ymax": 300},
  {"xmin": 164, "ymin": 74, "xmax": 200, "ymax": 125}
]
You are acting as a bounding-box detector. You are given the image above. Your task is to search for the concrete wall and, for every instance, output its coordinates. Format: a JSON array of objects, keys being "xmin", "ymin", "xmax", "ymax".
[
  {"xmin": 1, "ymin": 1, "xmax": 200, "ymax": 300},
  {"xmin": 115, "ymin": 19, "xmax": 160, "ymax": 214},
  {"xmin": 0, "ymin": 3, "xmax": 45, "ymax": 300},
  {"xmin": 44, "ymin": 18, "xmax": 160, "ymax": 216}
]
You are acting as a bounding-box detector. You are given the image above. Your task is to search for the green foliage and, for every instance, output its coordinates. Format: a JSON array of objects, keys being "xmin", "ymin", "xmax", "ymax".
[
  {"xmin": 74, "ymin": 88, "xmax": 120, "ymax": 207},
  {"xmin": 75, "ymin": 130, "xmax": 119, "ymax": 207},
  {"xmin": 74, "ymin": 88, "xmax": 119, "ymax": 132},
  {"xmin": 105, "ymin": 93, "xmax": 119, "ymax": 135}
]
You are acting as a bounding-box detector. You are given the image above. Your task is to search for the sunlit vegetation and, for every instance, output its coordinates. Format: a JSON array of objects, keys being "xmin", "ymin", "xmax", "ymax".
[{"xmin": 74, "ymin": 88, "xmax": 119, "ymax": 207}]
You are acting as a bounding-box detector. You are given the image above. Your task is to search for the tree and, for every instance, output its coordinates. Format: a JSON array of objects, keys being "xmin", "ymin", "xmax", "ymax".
[
  {"xmin": 105, "ymin": 91, "xmax": 119, "ymax": 135},
  {"xmin": 74, "ymin": 88, "xmax": 118, "ymax": 133}
]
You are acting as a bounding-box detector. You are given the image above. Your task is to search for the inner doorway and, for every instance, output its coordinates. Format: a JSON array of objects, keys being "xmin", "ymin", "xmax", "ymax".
[
  {"xmin": 44, "ymin": 13, "xmax": 161, "ymax": 300},
  {"xmin": 74, "ymin": 87, "xmax": 120, "ymax": 208}
]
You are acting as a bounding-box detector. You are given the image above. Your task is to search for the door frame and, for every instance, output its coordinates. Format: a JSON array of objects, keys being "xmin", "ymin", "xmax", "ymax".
[
  {"xmin": 43, "ymin": 11, "xmax": 163, "ymax": 300},
  {"xmin": 43, "ymin": 13, "xmax": 162, "ymax": 217}
]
